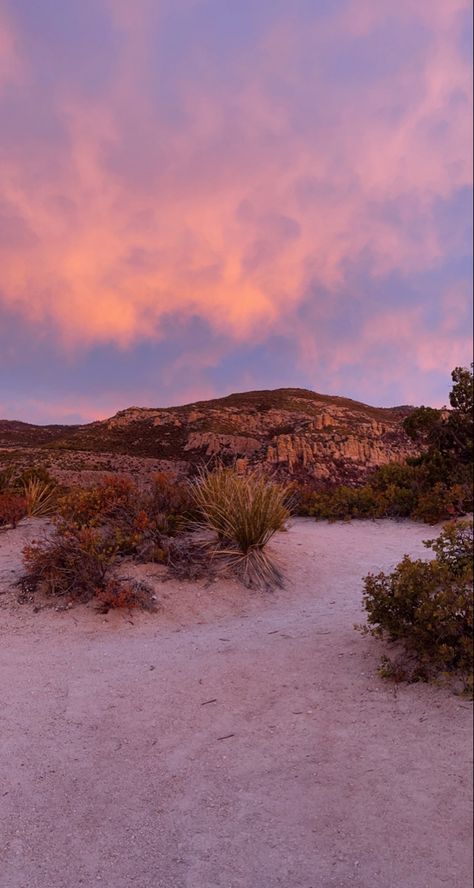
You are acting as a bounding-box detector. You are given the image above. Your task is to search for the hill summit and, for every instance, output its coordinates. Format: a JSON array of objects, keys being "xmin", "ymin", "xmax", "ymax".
[{"xmin": 0, "ymin": 388, "xmax": 418, "ymax": 487}]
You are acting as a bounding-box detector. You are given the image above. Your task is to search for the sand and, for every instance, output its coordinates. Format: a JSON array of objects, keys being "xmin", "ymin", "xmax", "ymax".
[{"xmin": 0, "ymin": 518, "xmax": 472, "ymax": 888}]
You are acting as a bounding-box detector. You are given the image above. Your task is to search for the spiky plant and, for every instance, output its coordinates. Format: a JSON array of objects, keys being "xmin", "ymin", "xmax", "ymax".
[
  {"xmin": 23, "ymin": 478, "xmax": 57, "ymax": 518},
  {"xmin": 191, "ymin": 466, "xmax": 291, "ymax": 589}
]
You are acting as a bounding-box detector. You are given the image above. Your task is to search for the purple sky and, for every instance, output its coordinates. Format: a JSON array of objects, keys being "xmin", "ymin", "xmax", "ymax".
[{"xmin": 0, "ymin": 0, "xmax": 472, "ymax": 423}]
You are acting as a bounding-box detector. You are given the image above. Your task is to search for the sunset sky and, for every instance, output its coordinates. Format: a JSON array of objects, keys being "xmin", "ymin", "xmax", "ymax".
[{"xmin": 1, "ymin": 0, "xmax": 472, "ymax": 424}]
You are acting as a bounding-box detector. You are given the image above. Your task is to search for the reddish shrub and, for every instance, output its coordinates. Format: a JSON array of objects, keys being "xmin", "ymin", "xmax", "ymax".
[
  {"xmin": 57, "ymin": 475, "xmax": 136, "ymax": 528},
  {"xmin": 0, "ymin": 493, "xmax": 26, "ymax": 528},
  {"xmin": 95, "ymin": 578, "xmax": 156, "ymax": 613}
]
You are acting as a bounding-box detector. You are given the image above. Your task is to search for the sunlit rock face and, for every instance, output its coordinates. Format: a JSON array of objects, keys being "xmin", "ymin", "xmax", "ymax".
[{"xmin": 0, "ymin": 388, "xmax": 419, "ymax": 488}]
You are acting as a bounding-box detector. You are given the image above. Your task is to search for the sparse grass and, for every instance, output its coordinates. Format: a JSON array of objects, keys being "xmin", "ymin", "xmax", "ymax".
[{"xmin": 191, "ymin": 466, "xmax": 291, "ymax": 589}]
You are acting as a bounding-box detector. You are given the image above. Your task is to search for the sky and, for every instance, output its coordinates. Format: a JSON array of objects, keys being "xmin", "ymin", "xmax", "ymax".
[{"xmin": 0, "ymin": 0, "xmax": 472, "ymax": 424}]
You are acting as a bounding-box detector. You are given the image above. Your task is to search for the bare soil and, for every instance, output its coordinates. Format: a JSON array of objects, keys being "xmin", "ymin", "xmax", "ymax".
[{"xmin": 0, "ymin": 518, "xmax": 472, "ymax": 888}]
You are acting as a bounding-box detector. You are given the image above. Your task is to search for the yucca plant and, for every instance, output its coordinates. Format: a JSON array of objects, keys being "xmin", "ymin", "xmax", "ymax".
[
  {"xmin": 23, "ymin": 478, "xmax": 57, "ymax": 518},
  {"xmin": 191, "ymin": 466, "xmax": 291, "ymax": 589}
]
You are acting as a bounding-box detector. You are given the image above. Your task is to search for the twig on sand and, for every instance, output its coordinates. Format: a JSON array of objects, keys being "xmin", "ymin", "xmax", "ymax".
[{"xmin": 216, "ymin": 733, "xmax": 235, "ymax": 741}]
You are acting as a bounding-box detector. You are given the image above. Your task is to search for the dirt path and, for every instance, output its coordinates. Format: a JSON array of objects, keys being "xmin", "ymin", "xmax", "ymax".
[{"xmin": 0, "ymin": 519, "xmax": 472, "ymax": 888}]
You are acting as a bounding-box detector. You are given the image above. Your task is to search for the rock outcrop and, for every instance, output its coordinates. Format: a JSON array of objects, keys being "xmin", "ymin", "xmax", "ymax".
[{"xmin": 0, "ymin": 388, "xmax": 419, "ymax": 487}]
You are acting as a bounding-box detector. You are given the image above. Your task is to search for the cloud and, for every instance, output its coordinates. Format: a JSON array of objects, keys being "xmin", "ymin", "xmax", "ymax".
[
  {"xmin": 0, "ymin": 9, "xmax": 25, "ymax": 96},
  {"xmin": 0, "ymin": 0, "xmax": 472, "ymax": 418}
]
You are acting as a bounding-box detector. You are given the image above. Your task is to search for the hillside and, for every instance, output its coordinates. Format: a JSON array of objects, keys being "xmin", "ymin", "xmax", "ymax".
[{"xmin": 0, "ymin": 388, "xmax": 419, "ymax": 487}]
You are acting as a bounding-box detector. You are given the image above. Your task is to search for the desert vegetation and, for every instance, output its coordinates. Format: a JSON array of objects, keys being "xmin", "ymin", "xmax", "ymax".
[
  {"xmin": 1, "ymin": 367, "xmax": 471, "ymax": 662},
  {"xmin": 20, "ymin": 473, "xmax": 194, "ymax": 610},
  {"xmin": 358, "ymin": 519, "xmax": 473, "ymax": 695},
  {"xmin": 191, "ymin": 465, "xmax": 291, "ymax": 588},
  {"xmin": 0, "ymin": 465, "xmax": 58, "ymax": 527},
  {"xmin": 17, "ymin": 467, "xmax": 291, "ymax": 610},
  {"xmin": 299, "ymin": 365, "xmax": 473, "ymax": 524}
]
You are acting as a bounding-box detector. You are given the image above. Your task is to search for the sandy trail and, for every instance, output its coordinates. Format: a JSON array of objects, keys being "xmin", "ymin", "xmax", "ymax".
[{"xmin": 0, "ymin": 518, "xmax": 472, "ymax": 888}]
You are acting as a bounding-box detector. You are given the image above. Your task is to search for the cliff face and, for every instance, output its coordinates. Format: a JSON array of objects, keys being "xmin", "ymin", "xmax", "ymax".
[{"xmin": 0, "ymin": 388, "xmax": 418, "ymax": 487}]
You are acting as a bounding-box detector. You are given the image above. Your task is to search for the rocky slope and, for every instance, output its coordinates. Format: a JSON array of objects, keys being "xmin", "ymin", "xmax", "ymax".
[{"xmin": 0, "ymin": 388, "xmax": 418, "ymax": 486}]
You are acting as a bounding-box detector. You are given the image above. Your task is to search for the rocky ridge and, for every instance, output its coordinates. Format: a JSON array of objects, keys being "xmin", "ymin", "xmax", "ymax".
[{"xmin": 0, "ymin": 388, "xmax": 419, "ymax": 487}]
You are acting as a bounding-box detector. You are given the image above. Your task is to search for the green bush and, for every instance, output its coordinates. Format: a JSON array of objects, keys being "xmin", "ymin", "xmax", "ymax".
[
  {"xmin": 359, "ymin": 520, "xmax": 473, "ymax": 692},
  {"xmin": 412, "ymin": 481, "xmax": 473, "ymax": 524},
  {"xmin": 296, "ymin": 461, "xmax": 471, "ymax": 525},
  {"xmin": 297, "ymin": 473, "xmax": 418, "ymax": 522},
  {"xmin": 424, "ymin": 518, "xmax": 474, "ymax": 574}
]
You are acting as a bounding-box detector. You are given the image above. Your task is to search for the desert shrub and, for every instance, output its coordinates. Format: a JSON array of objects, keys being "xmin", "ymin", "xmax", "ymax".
[
  {"xmin": 368, "ymin": 463, "xmax": 420, "ymax": 516},
  {"xmin": 296, "ymin": 461, "xmax": 471, "ymax": 524},
  {"xmin": 0, "ymin": 468, "xmax": 15, "ymax": 493},
  {"xmin": 192, "ymin": 466, "xmax": 290, "ymax": 589},
  {"xmin": 424, "ymin": 518, "xmax": 474, "ymax": 574},
  {"xmin": 0, "ymin": 492, "xmax": 26, "ymax": 528},
  {"xmin": 57, "ymin": 475, "xmax": 136, "ymax": 528},
  {"xmin": 411, "ymin": 482, "xmax": 472, "ymax": 524},
  {"xmin": 404, "ymin": 364, "xmax": 473, "ymax": 467},
  {"xmin": 55, "ymin": 474, "xmax": 191, "ymax": 561},
  {"xmin": 140, "ymin": 472, "xmax": 194, "ymax": 535},
  {"xmin": 22, "ymin": 527, "xmax": 116, "ymax": 602},
  {"xmin": 57, "ymin": 476, "xmax": 155, "ymax": 558},
  {"xmin": 95, "ymin": 578, "xmax": 156, "ymax": 613},
  {"xmin": 359, "ymin": 520, "xmax": 473, "ymax": 692},
  {"xmin": 298, "ymin": 484, "xmax": 382, "ymax": 521},
  {"xmin": 149, "ymin": 472, "xmax": 193, "ymax": 519}
]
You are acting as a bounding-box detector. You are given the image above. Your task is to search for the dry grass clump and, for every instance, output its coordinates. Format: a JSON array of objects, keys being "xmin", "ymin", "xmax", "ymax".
[
  {"xmin": 191, "ymin": 466, "xmax": 291, "ymax": 589},
  {"xmin": 23, "ymin": 478, "xmax": 57, "ymax": 517},
  {"xmin": 0, "ymin": 465, "xmax": 59, "ymax": 526},
  {"xmin": 165, "ymin": 534, "xmax": 212, "ymax": 582}
]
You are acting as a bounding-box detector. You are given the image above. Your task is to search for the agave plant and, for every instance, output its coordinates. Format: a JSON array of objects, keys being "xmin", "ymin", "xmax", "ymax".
[
  {"xmin": 191, "ymin": 465, "xmax": 291, "ymax": 589},
  {"xmin": 23, "ymin": 478, "xmax": 57, "ymax": 518}
]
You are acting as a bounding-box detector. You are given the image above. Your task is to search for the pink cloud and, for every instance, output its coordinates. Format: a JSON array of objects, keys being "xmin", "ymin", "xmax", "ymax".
[
  {"xmin": 0, "ymin": 0, "xmax": 471, "ymax": 365},
  {"xmin": 0, "ymin": 10, "xmax": 24, "ymax": 91}
]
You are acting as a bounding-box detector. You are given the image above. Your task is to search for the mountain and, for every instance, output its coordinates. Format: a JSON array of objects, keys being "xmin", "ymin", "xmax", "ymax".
[{"xmin": 0, "ymin": 388, "xmax": 419, "ymax": 487}]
